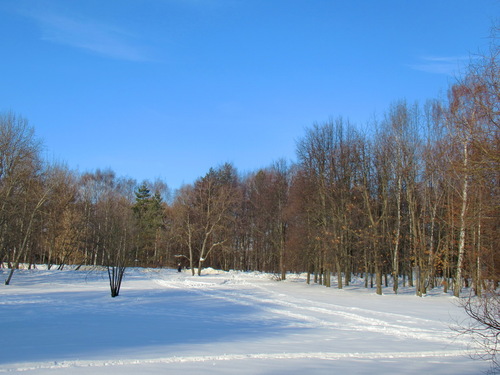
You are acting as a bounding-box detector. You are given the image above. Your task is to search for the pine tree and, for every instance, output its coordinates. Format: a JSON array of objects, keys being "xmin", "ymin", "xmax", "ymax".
[{"xmin": 132, "ymin": 183, "xmax": 165, "ymax": 266}]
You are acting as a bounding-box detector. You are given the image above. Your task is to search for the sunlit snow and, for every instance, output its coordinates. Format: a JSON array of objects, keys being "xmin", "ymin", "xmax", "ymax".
[{"xmin": 0, "ymin": 267, "xmax": 487, "ymax": 374}]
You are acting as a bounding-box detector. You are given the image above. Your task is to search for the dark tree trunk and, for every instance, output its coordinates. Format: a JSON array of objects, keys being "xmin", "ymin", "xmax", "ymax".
[{"xmin": 108, "ymin": 266, "xmax": 126, "ymax": 298}]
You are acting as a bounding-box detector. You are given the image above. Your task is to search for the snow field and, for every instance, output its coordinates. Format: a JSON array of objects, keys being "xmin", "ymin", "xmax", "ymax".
[{"xmin": 0, "ymin": 267, "xmax": 488, "ymax": 374}]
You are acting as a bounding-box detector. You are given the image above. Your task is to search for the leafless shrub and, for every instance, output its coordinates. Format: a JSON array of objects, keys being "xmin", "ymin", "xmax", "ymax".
[{"xmin": 456, "ymin": 287, "xmax": 500, "ymax": 373}]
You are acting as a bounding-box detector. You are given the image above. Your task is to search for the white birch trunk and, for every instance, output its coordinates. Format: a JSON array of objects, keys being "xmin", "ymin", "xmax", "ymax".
[{"xmin": 454, "ymin": 140, "xmax": 469, "ymax": 297}]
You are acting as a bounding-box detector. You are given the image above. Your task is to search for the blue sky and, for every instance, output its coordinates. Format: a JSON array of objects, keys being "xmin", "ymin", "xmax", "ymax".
[{"xmin": 1, "ymin": 1, "xmax": 498, "ymax": 190}]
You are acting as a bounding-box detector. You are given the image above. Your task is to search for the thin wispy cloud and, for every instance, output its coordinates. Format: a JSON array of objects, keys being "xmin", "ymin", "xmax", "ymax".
[
  {"xmin": 25, "ymin": 9, "xmax": 152, "ymax": 62},
  {"xmin": 409, "ymin": 55, "xmax": 472, "ymax": 76}
]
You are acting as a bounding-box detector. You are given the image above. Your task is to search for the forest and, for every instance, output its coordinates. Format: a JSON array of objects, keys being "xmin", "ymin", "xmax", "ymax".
[{"xmin": 1, "ymin": 31, "xmax": 498, "ymax": 300}]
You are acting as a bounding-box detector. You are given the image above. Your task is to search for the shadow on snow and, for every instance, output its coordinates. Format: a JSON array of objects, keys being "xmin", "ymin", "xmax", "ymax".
[{"xmin": 0, "ymin": 269, "xmax": 302, "ymax": 365}]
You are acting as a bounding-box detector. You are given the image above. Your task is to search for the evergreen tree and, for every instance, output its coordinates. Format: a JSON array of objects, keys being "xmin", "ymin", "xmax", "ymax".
[{"xmin": 132, "ymin": 183, "xmax": 165, "ymax": 266}]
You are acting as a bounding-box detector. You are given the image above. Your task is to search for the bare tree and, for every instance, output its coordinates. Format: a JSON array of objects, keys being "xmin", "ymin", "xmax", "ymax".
[
  {"xmin": 99, "ymin": 175, "xmax": 136, "ymax": 297},
  {"xmin": 245, "ymin": 160, "xmax": 290, "ymax": 278},
  {"xmin": 360, "ymin": 136, "xmax": 388, "ymax": 295},
  {"xmin": 193, "ymin": 164, "xmax": 239, "ymax": 275},
  {"xmin": 171, "ymin": 184, "xmax": 197, "ymax": 274},
  {"xmin": 455, "ymin": 288, "xmax": 500, "ymax": 373},
  {"xmin": 172, "ymin": 164, "xmax": 239, "ymax": 276},
  {"xmin": 40, "ymin": 165, "xmax": 82, "ymax": 269},
  {"xmin": 75, "ymin": 169, "xmax": 136, "ymax": 296},
  {"xmin": 452, "ymin": 28, "xmax": 500, "ymax": 373},
  {"xmin": 296, "ymin": 119, "xmax": 365, "ymax": 288},
  {"xmin": 101, "ymin": 192, "xmax": 135, "ymax": 298},
  {"xmin": 0, "ymin": 112, "xmax": 51, "ymax": 284}
]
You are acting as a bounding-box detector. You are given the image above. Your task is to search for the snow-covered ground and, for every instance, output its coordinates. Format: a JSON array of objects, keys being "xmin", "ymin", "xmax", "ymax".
[{"xmin": 0, "ymin": 267, "xmax": 488, "ymax": 374}]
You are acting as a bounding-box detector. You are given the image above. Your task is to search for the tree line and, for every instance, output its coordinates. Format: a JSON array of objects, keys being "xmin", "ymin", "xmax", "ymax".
[{"xmin": 1, "ymin": 30, "xmax": 498, "ymax": 299}]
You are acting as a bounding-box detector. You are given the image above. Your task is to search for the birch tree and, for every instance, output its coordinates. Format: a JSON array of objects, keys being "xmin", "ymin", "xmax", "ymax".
[{"xmin": 0, "ymin": 112, "xmax": 46, "ymax": 284}]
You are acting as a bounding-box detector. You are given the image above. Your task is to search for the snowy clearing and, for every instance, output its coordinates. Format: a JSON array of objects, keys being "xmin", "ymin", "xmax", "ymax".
[{"xmin": 0, "ymin": 267, "xmax": 488, "ymax": 374}]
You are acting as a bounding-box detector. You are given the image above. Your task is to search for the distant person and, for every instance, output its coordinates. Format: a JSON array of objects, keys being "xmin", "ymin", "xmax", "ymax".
[{"xmin": 177, "ymin": 263, "xmax": 182, "ymax": 272}]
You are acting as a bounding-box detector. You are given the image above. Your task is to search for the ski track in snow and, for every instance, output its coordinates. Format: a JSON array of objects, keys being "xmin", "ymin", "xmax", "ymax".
[
  {"xmin": 0, "ymin": 350, "xmax": 472, "ymax": 372},
  {"xmin": 152, "ymin": 272, "xmax": 467, "ymax": 347},
  {"xmin": 1, "ymin": 268, "xmax": 480, "ymax": 373}
]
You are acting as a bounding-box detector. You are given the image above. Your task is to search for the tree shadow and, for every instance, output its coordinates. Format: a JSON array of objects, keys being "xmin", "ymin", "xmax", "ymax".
[{"xmin": 0, "ymin": 275, "xmax": 303, "ymax": 364}]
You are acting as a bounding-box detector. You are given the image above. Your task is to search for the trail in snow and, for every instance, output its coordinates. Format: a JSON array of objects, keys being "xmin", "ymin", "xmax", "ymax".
[
  {"xmin": 0, "ymin": 349, "xmax": 473, "ymax": 373},
  {"xmin": 152, "ymin": 270, "xmax": 469, "ymax": 347},
  {"xmin": 0, "ymin": 267, "xmax": 487, "ymax": 374}
]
